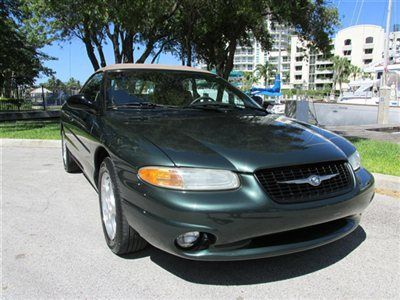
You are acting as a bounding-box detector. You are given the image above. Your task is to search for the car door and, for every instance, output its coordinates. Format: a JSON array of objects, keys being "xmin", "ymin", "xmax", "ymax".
[{"xmin": 67, "ymin": 72, "xmax": 103, "ymax": 175}]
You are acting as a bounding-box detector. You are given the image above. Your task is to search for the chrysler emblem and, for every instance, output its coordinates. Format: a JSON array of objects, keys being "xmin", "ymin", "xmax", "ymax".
[
  {"xmin": 308, "ymin": 175, "xmax": 322, "ymax": 186},
  {"xmin": 278, "ymin": 173, "xmax": 338, "ymax": 186}
]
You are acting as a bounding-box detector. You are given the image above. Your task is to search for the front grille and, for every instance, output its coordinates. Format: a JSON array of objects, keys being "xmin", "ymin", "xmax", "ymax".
[{"xmin": 255, "ymin": 161, "xmax": 353, "ymax": 204}]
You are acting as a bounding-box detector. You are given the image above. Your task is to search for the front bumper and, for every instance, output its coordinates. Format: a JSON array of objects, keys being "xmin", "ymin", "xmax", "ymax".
[{"xmin": 118, "ymin": 166, "xmax": 374, "ymax": 261}]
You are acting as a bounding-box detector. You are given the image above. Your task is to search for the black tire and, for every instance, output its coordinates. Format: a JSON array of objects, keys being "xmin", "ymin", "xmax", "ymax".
[
  {"xmin": 98, "ymin": 157, "xmax": 147, "ymax": 255},
  {"xmin": 61, "ymin": 131, "xmax": 81, "ymax": 173}
]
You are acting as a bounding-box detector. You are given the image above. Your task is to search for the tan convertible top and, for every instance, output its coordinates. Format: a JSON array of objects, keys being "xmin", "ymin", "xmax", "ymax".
[{"xmin": 98, "ymin": 63, "xmax": 211, "ymax": 74}]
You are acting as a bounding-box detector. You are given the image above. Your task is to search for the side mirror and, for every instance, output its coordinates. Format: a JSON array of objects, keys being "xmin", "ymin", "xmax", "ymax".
[
  {"xmin": 251, "ymin": 95, "xmax": 264, "ymax": 107},
  {"xmin": 66, "ymin": 94, "xmax": 96, "ymax": 113}
]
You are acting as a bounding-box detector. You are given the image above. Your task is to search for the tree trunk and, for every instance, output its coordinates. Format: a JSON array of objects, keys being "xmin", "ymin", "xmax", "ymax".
[
  {"xmin": 82, "ymin": 36, "xmax": 100, "ymax": 71},
  {"xmin": 106, "ymin": 25, "xmax": 122, "ymax": 63},
  {"xmin": 186, "ymin": 41, "xmax": 192, "ymax": 66},
  {"xmin": 93, "ymin": 35, "xmax": 107, "ymax": 67},
  {"xmin": 151, "ymin": 40, "xmax": 169, "ymax": 64},
  {"xmin": 221, "ymin": 41, "xmax": 237, "ymax": 79},
  {"xmin": 122, "ymin": 33, "xmax": 134, "ymax": 63},
  {"xmin": 136, "ymin": 41, "xmax": 155, "ymax": 63}
]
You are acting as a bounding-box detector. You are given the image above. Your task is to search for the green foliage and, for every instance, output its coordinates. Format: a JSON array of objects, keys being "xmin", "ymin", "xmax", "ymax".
[
  {"xmin": 22, "ymin": 0, "xmax": 339, "ymax": 79},
  {"xmin": 0, "ymin": 1, "xmax": 54, "ymax": 98},
  {"xmin": 349, "ymin": 65, "xmax": 362, "ymax": 81},
  {"xmin": 254, "ymin": 63, "xmax": 276, "ymax": 86},
  {"xmin": 0, "ymin": 98, "xmax": 32, "ymax": 111},
  {"xmin": 241, "ymin": 71, "xmax": 258, "ymax": 91},
  {"xmin": 330, "ymin": 55, "xmax": 351, "ymax": 93},
  {"xmin": 348, "ymin": 138, "xmax": 400, "ymax": 176},
  {"xmin": 41, "ymin": 76, "xmax": 81, "ymax": 95}
]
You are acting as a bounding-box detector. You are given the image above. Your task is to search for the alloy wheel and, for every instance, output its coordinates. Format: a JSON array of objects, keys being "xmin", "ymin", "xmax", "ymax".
[{"xmin": 100, "ymin": 171, "xmax": 117, "ymax": 240}]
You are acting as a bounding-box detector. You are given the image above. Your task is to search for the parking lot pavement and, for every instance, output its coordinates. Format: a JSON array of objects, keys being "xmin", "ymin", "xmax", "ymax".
[{"xmin": 1, "ymin": 145, "xmax": 399, "ymax": 299}]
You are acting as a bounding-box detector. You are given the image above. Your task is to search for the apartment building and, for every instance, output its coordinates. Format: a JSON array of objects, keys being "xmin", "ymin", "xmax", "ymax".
[
  {"xmin": 197, "ymin": 24, "xmax": 400, "ymax": 90},
  {"xmin": 232, "ymin": 20, "xmax": 293, "ymax": 88},
  {"xmin": 334, "ymin": 25, "xmax": 385, "ymax": 67}
]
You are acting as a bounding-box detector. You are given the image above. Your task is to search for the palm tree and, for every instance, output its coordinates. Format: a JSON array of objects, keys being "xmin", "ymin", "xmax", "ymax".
[
  {"xmin": 241, "ymin": 71, "xmax": 257, "ymax": 91},
  {"xmin": 349, "ymin": 65, "xmax": 361, "ymax": 81},
  {"xmin": 331, "ymin": 55, "xmax": 351, "ymax": 95},
  {"xmin": 254, "ymin": 62, "xmax": 275, "ymax": 87}
]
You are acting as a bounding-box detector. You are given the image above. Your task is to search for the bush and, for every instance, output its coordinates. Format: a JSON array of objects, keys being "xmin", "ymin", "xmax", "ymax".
[{"xmin": 0, "ymin": 98, "xmax": 32, "ymax": 111}]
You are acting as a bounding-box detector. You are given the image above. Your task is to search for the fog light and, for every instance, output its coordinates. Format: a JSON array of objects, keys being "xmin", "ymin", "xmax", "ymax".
[{"xmin": 176, "ymin": 231, "xmax": 200, "ymax": 248}]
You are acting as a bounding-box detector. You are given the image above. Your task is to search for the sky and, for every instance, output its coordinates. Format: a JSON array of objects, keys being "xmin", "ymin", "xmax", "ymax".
[{"xmin": 36, "ymin": 0, "xmax": 400, "ymax": 85}]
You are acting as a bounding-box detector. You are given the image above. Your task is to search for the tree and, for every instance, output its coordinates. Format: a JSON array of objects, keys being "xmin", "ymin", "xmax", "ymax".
[
  {"xmin": 241, "ymin": 71, "xmax": 257, "ymax": 91},
  {"xmin": 182, "ymin": 0, "xmax": 338, "ymax": 79},
  {"xmin": 43, "ymin": 75, "xmax": 66, "ymax": 93},
  {"xmin": 255, "ymin": 62, "xmax": 276, "ymax": 87},
  {"xmin": 65, "ymin": 78, "xmax": 82, "ymax": 93},
  {"xmin": 23, "ymin": 0, "xmax": 339, "ymax": 79},
  {"xmin": 349, "ymin": 64, "xmax": 361, "ymax": 81},
  {"xmin": 0, "ymin": 0, "xmax": 53, "ymax": 98},
  {"xmin": 24, "ymin": 0, "xmax": 179, "ymax": 70},
  {"xmin": 331, "ymin": 56, "xmax": 351, "ymax": 94}
]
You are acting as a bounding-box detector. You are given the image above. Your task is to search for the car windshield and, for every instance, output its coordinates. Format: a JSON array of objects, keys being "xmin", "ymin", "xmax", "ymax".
[{"xmin": 106, "ymin": 70, "xmax": 260, "ymax": 110}]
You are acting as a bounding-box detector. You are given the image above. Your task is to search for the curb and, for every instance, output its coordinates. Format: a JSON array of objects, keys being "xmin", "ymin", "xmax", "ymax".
[
  {"xmin": 0, "ymin": 138, "xmax": 60, "ymax": 148},
  {"xmin": 372, "ymin": 173, "xmax": 400, "ymax": 193},
  {"xmin": 1, "ymin": 138, "xmax": 399, "ymax": 196}
]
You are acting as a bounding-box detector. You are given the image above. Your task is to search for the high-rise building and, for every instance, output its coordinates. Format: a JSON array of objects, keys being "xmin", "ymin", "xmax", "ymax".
[{"xmin": 196, "ymin": 23, "xmax": 400, "ymax": 91}]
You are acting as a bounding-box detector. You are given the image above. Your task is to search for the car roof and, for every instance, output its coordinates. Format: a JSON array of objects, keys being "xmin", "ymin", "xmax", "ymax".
[{"xmin": 98, "ymin": 64, "xmax": 212, "ymax": 74}]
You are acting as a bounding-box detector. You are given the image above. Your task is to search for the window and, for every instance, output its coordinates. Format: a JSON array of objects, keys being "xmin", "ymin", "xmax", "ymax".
[
  {"xmin": 106, "ymin": 71, "xmax": 256, "ymax": 109},
  {"xmin": 295, "ymin": 66, "xmax": 302, "ymax": 71},
  {"xmin": 295, "ymin": 56, "xmax": 303, "ymax": 62},
  {"xmin": 81, "ymin": 73, "xmax": 103, "ymax": 102},
  {"xmin": 363, "ymin": 59, "xmax": 372, "ymax": 65},
  {"xmin": 343, "ymin": 50, "xmax": 351, "ymax": 56},
  {"xmin": 295, "ymin": 75, "xmax": 302, "ymax": 80},
  {"xmin": 344, "ymin": 39, "xmax": 351, "ymax": 46},
  {"xmin": 365, "ymin": 37, "xmax": 373, "ymax": 44},
  {"xmin": 364, "ymin": 48, "xmax": 373, "ymax": 54}
]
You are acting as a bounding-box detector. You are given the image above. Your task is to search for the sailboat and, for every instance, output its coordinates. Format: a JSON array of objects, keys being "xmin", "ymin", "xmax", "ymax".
[{"xmin": 250, "ymin": 75, "xmax": 282, "ymax": 97}]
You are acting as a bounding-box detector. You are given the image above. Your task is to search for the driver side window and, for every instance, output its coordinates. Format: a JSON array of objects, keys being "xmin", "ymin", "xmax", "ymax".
[{"xmin": 81, "ymin": 73, "xmax": 103, "ymax": 102}]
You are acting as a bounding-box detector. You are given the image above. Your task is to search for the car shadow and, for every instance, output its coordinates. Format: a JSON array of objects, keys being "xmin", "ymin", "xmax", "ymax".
[{"xmin": 122, "ymin": 226, "xmax": 366, "ymax": 285}]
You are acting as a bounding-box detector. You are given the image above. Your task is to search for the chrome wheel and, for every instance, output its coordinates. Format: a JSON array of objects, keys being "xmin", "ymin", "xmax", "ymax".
[
  {"xmin": 101, "ymin": 171, "xmax": 117, "ymax": 240},
  {"xmin": 62, "ymin": 134, "xmax": 67, "ymax": 165}
]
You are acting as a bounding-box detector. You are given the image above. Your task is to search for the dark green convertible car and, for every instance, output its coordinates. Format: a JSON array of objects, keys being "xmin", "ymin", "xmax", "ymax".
[{"xmin": 61, "ymin": 64, "xmax": 374, "ymax": 261}]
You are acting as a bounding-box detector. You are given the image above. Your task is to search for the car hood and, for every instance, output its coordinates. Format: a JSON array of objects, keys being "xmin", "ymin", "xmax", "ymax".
[{"xmin": 106, "ymin": 111, "xmax": 348, "ymax": 173}]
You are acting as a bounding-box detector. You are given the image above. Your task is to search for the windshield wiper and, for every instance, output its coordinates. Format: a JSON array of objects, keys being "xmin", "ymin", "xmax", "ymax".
[
  {"xmin": 184, "ymin": 103, "xmax": 242, "ymax": 111},
  {"xmin": 185, "ymin": 102, "xmax": 267, "ymax": 113},
  {"xmin": 110, "ymin": 103, "xmax": 168, "ymax": 109}
]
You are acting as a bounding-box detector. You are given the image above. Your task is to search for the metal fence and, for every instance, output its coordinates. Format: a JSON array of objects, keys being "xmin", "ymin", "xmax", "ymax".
[{"xmin": 0, "ymin": 93, "xmax": 70, "ymax": 112}]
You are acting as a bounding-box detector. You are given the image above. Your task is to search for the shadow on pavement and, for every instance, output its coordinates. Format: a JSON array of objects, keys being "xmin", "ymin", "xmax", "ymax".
[{"xmin": 123, "ymin": 226, "xmax": 366, "ymax": 285}]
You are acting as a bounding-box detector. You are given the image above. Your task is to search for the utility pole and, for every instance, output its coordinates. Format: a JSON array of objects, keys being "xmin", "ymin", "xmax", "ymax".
[
  {"xmin": 277, "ymin": 25, "xmax": 282, "ymax": 104},
  {"xmin": 377, "ymin": 0, "xmax": 392, "ymax": 124},
  {"xmin": 41, "ymin": 84, "xmax": 46, "ymax": 111}
]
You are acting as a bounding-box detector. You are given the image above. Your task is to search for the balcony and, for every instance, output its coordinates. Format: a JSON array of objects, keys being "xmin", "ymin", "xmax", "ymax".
[
  {"xmin": 363, "ymin": 43, "xmax": 374, "ymax": 49},
  {"xmin": 363, "ymin": 53, "xmax": 374, "ymax": 60},
  {"xmin": 315, "ymin": 68, "xmax": 333, "ymax": 74},
  {"xmin": 342, "ymin": 45, "xmax": 352, "ymax": 51},
  {"xmin": 315, "ymin": 78, "xmax": 332, "ymax": 84}
]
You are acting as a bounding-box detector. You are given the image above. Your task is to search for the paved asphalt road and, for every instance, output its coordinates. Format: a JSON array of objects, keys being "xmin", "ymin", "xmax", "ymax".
[{"xmin": 1, "ymin": 145, "xmax": 399, "ymax": 299}]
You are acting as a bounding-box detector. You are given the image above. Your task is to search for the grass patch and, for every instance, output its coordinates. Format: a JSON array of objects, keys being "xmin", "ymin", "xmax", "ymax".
[
  {"xmin": 349, "ymin": 138, "xmax": 400, "ymax": 176},
  {"xmin": 0, "ymin": 120, "xmax": 61, "ymax": 140}
]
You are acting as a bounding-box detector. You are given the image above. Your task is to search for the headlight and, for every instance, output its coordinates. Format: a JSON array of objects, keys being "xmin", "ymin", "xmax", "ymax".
[
  {"xmin": 348, "ymin": 150, "xmax": 361, "ymax": 171},
  {"xmin": 138, "ymin": 167, "xmax": 240, "ymax": 190}
]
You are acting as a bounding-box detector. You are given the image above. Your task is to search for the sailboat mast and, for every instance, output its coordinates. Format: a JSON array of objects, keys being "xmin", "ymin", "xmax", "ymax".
[
  {"xmin": 383, "ymin": 0, "xmax": 392, "ymax": 86},
  {"xmin": 377, "ymin": 0, "xmax": 393, "ymax": 124}
]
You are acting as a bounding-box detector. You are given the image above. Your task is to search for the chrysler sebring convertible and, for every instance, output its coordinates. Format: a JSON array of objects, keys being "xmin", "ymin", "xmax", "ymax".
[{"xmin": 61, "ymin": 64, "xmax": 374, "ymax": 261}]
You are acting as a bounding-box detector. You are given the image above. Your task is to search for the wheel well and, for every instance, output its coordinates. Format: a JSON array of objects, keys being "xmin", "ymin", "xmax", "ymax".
[{"xmin": 94, "ymin": 147, "xmax": 110, "ymax": 185}]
